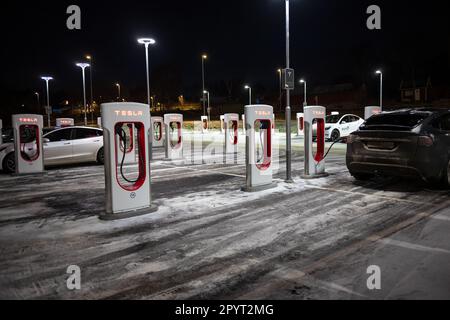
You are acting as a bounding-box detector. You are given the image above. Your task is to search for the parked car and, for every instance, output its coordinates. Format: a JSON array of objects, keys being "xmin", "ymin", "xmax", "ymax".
[
  {"xmin": 346, "ymin": 108, "xmax": 450, "ymax": 186},
  {"xmin": 0, "ymin": 126, "xmax": 104, "ymax": 173},
  {"xmin": 313, "ymin": 114, "xmax": 364, "ymax": 142}
]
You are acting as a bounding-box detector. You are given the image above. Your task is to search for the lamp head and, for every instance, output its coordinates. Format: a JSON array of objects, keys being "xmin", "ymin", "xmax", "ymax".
[
  {"xmin": 244, "ymin": 85, "xmax": 250, "ymax": 89},
  {"xmin": 202, "ymin": 54, "xmax": 207, "ymax": 59},
  {"xmin": 76, "ymin": 63, "xmax": 90, "ymax": 69},
  {"xmin": 137, "ymin": 38, "xmax": 156, "ymax": 45},
  {"xmin": 375, "ymin": 70, "xmax": 382, "ymax": 75},
  {"xmin": 85, "ymin": 55, "xmax": 92, "ymax": 60},
  {"xmin": 300, "ymin": 79, "xmax": 305, "ymax": 84},
  {"xmin": 41, "ymin": 76, "xmax": 53, "ymax": 81}
]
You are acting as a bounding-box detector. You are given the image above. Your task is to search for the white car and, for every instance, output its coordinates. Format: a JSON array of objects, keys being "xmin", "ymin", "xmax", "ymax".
[
  {"xmin": 0, "ymin": 126, "xmax": 104, "ymax": 173},
  {"xmin": 320, "ymin": 114, "xmax": 365, "ymax": 142}
]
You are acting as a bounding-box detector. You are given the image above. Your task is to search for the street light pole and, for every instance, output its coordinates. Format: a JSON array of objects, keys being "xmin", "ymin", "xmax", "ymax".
[
  {"xmin": 76, "ymin": 63, "xmax": 90, "ymax": 126},
  {"xmin": 116, "ymin": 83, "xmax": 121, "ymax": 101},
  {"xmin": 245, "ymin": 85, "xmax": 252, "ymax": 105},
  {"xmin": 41, "ymin": 76, "xmax": 53, "ymax": 127},
  {"xmin": 138, "ymin": 37, "xmax": 156, "ymax": 159},
  {"xmin": 86, "ymin": 55, "xmax": 94, "ymax": 123},
  {"xmin": 34, "ymin": 92, "xmax": 40, "ymax": 111},
  {"xmin": 201, "ymin": 54, "xmax": 207, "ymax": 116},
  {"xmin": 277, "ymin": 69, "xmax": 282, "ymax": 111},
  {"xmin": 376, "ymin": 70, "xmax": 383, "ymax": 111},
  {"xmin": 285, "ymin": 0, "xmax": 293, "ymax": 182},
  {"xmin": 204, "ymin": 90, "xmax": 211, "ymax": 125},
  {"xmin": 300, "ymin": 79, "xmax": 307, "ymax": 107}
]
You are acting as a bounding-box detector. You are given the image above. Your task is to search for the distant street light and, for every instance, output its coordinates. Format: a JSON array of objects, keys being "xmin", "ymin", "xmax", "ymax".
[
  {"xmin": 40, "ymin": 76, "xmax": 53, "ymax": 127},
  {"xmin": 300, "ymin": 79, "xmax": 307, "ymax": 107},
  {"xmin": 115, "ymin": 83, "xmax": 121, "ymax": 101},
  {"xmin": 244, "ymin": 85, "xmax": 252, "ymax": 105},
  {"xmin": 203, "ymin": 90, "xmax": 211, "ymax": 123},
  {"xmin": 137, "ymin": 37, "xmax": 156, "ymax": 159},
  {"xmin": 34, "ymin": 92, "xmax": 40, "ymax": 109},
  {"xmin": 375, "ymin": 70, "xmax": 383, "ymax": 110},
  {"xmin": 201, "ymin": 54, "xmax": 208, "ymax": 116},
  {"xmin": 76, "ymin": 63, "xmax": 90, "ymax": 126},
  {"xmin": 277, "ymin": 69, "xmax": 282, "ymax": 111},
  {"xmin": 85, "ymin": 55, "xmax": 94, "ymax": 123}
]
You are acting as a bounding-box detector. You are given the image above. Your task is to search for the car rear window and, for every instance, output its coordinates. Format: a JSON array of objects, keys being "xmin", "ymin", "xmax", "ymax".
[{"xmin": 362, "ymin": 113, "xmax": 429, "ymax": 130}]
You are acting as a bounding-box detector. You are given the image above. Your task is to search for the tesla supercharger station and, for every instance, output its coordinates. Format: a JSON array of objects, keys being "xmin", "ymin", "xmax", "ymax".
[
  {"xmin": 224, "ymin": 113, "xmax": 239, "ymax": 154},
  {"xmin": 97, "ymin": 117, "xmax": 102, "ymax": 128},
  {"xmin": 12, "ymin": 114, "xmax": 45, "ymax": 175},
  {"xmin": 151, "ymin": 116, "xmax": 164, "ymax": 148},
  {"xmin": 220, "ymin": 115, "xmax": 225, "ymax": 133},
  {"xmin": 241, "ymin": 114, "xmax": 246, "ymax": 134},
  {"xmin": 201, "ymin": 116, "xmax": 209, "ymax": 133},
  {"xmin": 296, "ymin": 113, "xmax": 304, "ymax": 136},
  {"xmin": 0, "ymin": 119, "xmax": 3, "ymax": 145},
  {"xmin": 100, "ymin": 102, "xmax": 157, "ymax": 220},
  {"xmin": 55, "ymin": 118, "xmax": 74, "ymax": 128},
  {"xmin": 302, "ymin": 106, "xmax": 328, "ymax": 179},
  {"xmin": 364, "ymin": 106, "xmax": 381, "ymax": 120},
  {"xmin": 164, "ymin": 114, "xmax": 183, "ymax": 160},
  {"xmin": 241, "ymin": 105, "xmax": 276, "ymax": 192}
]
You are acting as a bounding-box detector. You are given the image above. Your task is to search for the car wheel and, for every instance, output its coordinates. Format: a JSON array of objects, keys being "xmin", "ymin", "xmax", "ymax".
[
  {"xmin": 439, "ymin": 159, "xmax": 450, "ymax": 188},
  {"xmin": 330, "ymin": 129, "xmax": 340, "ymax": 142},
  {"xmin": 351, "ymin": 173, "xmax": 373, "ymax": 181},
  {"xmin": 2, "ymin": 152, "xmax": 15, "ymax": 173},
  {"xmin": 96, "ymin": 147, "xmax": 104, "ymax": 165}
]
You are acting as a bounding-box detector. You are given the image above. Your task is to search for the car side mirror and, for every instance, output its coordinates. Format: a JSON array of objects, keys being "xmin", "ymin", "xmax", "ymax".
[{"xmin": 43, "ymin": 138, "xmax": 50, "ymax": 143}]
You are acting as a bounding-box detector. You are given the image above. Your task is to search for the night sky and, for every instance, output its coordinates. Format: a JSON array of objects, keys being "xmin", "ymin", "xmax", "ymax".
[{"xmin": 1, "ymin": 0, "xmax": 450, "ymax": 107}]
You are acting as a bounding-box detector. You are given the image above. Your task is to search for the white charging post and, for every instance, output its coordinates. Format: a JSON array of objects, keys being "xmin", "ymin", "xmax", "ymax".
[
  {"xmin": 241, "ymin": 105, "xmax": 276, "ymax": 192},
  {"xmin": 302, "ymin": 106, "xmax": 328, "ymax": 179},
  {"xmin": 164, "ymin": 113, "xmax": 183, "ymax": 160},
  {"xmin": 151, "ymin": 116, "xmax": 164, "ymax": 148},
  {"xmin": 12, "ymin": 114, "xmax": 45, "ymax": 175},
  {"xmin": 100, "ymin": 102, "xmax": 157, "ymax": 220},
  {"xmin": 296, "ymin": 112, "xmax": 304, "ymax": 136},
  {"xmin": 55, "ymin": 118, "xmax": 74, "ymax": 128},
  {"xmin": 224, "ymin": 113, "xmax": 239, "ymax": 154},
  {"xmin": 201, "ymin": 116, "xmax": 209, "ymax": 133},
  {"xmin": 364, "ymin": 106, "xmax": 381, "ymax": 120},
  {"xmin": 220, "ymin": 115, "xmax": 225, "ymax": 133},
  {"xmin": 241, "ymin": 114, "xmax": 246, "ymax": 134}
]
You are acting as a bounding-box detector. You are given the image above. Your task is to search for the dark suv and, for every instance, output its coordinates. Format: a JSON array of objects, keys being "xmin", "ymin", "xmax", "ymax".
[{"xmin": 346, "ymin": 108, "xmax": 450, "ymax": 186}]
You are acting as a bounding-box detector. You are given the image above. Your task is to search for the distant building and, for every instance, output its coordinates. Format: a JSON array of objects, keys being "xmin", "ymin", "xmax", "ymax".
[{"xmin": 400, "ymin": 78, "xmax": 432, "ymax": 104}]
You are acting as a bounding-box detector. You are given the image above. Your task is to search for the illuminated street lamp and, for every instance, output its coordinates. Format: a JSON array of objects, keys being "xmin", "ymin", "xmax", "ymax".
[
  {"xmin": 137, "ymin": 37, "xmax": 156, "ymax": 159},
  {"xmin": 201, "ymin": 54, "xmax": 208, "ymax": 116},
  {"xmin": 375, "ymin": 70, "xmax": 383, "ymax": 110},
  {"xmin": 76, "ymin": 63, "xmax": 90, "ymax": 126},
  {"xmin": 115, "ymin": 83, "xmax": 121, "ymax": 101},
  {"xmin": 34, "ymin": 92, "xmax": 40, "ymax": 108},
  {"xmin": 277, "ymin": 69, "xmax": 282, "ymax": 111},
  {"xmin": 40, "ymin": 76, "xmax": 53, "ymax": 127},
  {"xmin": 85, "ymin": 55, "xmax": 94, "ymax": 123},
  {"xmin": 300, "ymin": 79, "xmax": 307, "ymax": 107},
  {"xmin": 244, "ymin": 85, "xmax": 252, "ymax": 105}
]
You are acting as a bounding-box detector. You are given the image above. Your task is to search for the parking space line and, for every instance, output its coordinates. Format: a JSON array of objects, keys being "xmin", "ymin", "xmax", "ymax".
[
  {"xmin": 378, "ymin": 238, "xmax": 450, "ymax": 255},
  {"xmin": 158, "ymin": 163, "xmax": 246, "ymax": 178}
]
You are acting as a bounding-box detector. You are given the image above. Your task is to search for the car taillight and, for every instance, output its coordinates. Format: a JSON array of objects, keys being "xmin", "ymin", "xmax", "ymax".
[
  {"xmin": 418, "ymin": 135, "xmax": 434, "ymax": 147},
  {"xmin": 347, "ymin": 134, "xmax": 356, "ymax": 144}
]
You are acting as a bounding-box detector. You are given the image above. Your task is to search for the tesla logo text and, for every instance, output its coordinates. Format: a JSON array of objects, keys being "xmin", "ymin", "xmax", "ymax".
[
  {"xmin": 255, "ymin": 111, "xmax": 270, "ymax": 116},
  {"xmin": 366, "ymin": 5, "xmax": 381, "ymax": 30},
  {"xmin": 66, "ymin": 5, "xmax": 81, "ymax": 30},
  {"xmin": 114, "ymin": 110, "xmax": 144, "ymax": 117},
  {"xmin": 312, "ymin": 111, "xmax": 325, "ymax": 116},
  {"xmin": 19, "ymin": 118, "xmax": 38, "ymax": 123},
  {"xmin": 66, "ymin": 265, "xmax": 81, "ymax": 290},
  {"xmin": 366, "ymin": 265, "xmax": 381, "ymax": 290}
]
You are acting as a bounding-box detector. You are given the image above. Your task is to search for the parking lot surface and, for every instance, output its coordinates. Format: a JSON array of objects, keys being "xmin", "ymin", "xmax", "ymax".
[{"xmin": 0, "ymin": 133, "xmax": 449, "ymax": 299}]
